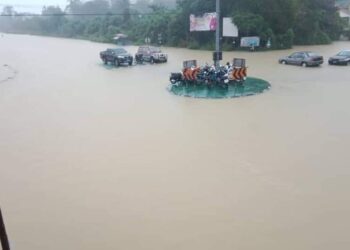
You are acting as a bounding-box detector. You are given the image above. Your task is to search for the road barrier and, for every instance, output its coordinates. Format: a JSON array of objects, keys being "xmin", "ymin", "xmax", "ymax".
[{"xmin": 230, "ymin": 67, "xmax": 247, "ymax": 80}]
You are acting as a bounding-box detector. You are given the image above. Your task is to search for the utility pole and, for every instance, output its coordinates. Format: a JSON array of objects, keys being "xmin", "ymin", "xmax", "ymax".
[
  {"xmin": 214, "ymin": 0, "xmax": 221, "ymax": 69},
  {"xmin": 0, "ymin": 208, "xmax": 10, "ymax": 250}
]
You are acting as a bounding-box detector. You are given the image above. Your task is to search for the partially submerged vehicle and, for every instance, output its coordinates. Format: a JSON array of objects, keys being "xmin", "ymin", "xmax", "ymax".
[
  {"xmin": 100, "ymin": 48, "xmax": 133, "ymax": 66},
  {"xmin": 135, "ymin": 46, "xmax": 168, "ymax": 64},
  {"xmin": 328, "ymin": 50, "xmax": 350, "ymax": 65},
  {"xmin": 279, "ymin": 51, "xmax": 324, "ymax": 67},
  {"xmin": 170, "ymin": 59, "xmax": 247, "ymax": 88}
]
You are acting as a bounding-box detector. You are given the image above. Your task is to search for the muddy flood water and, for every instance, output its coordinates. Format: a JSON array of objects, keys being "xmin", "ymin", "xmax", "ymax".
[{"xmin": 1, "ymin": 34, "xmax": 350, "ymax": 250}]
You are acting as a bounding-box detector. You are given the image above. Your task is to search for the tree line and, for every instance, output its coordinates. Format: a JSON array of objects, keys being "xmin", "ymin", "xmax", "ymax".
[{"xmin": 0, "ymin": 0, "xmax": 347, "ymax": 49}]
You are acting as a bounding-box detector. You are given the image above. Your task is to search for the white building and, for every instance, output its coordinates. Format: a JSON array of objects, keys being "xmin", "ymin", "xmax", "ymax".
[{"xmin": 336, "ymin": 0, "xmax": 350, "ymax": 25}]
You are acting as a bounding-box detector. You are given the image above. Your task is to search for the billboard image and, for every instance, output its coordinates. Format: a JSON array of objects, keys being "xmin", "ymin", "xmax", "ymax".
[
  {"xmin": 223, "ymin": 17, "xmax": 239, "ymax": 37},
  {"xmin": 240, "ymin": 36, "xmax": 260, "ymax": 47},
  {"xmin": 190, "ymin": 13, "xmax": 217, "ymax": 32}
]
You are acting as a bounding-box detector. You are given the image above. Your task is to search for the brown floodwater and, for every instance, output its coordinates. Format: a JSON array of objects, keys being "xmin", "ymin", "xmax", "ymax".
[{"xmin": 1, "ymin": 34, "xmax": 350, "ymax": 250}]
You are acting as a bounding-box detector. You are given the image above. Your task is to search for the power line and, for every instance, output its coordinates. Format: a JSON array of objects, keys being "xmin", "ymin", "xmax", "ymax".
[
  {"xmin": 0, "ymin": 3, "xmax": 56, "ymax": 7},
  {"xmin": 0, "ymin": 12, "xmax": 168, "ymax": 17},
  {"xmin": 0, "ymin": 9, "xmax": 307, "ymax": 18}
]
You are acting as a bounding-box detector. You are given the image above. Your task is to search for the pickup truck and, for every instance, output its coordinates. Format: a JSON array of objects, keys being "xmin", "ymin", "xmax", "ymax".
[{"xmin": 100, "ymin": 48, "xmax": 133, "ymax": 66}]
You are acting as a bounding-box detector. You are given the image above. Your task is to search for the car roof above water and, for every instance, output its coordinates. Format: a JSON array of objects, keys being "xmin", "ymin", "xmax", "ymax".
[
  {"xmin": 138, "ymin": 46, "xmax": 161, "ymax": 51},
  {"xmin": 107, "ymin": 48, "xmax": 127, "ymax": 53},
  {"xmin": 294, "ymin": 51, "xmax": 315, "ymax": 54},
  {"xmin": 294, "ymin": 51, "xmax": 321, "ymax": 56}
]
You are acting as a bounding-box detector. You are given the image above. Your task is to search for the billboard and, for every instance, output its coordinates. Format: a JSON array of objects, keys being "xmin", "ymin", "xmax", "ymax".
[
  {"xmin": 190, "ymin": 12, "xmax": 217, "ymax": 32},
  {"xmin": 223, "ymin": 17, "xmax": 238, "ymax": 37},
  {"xmin": 240, "ymin": 36, "xmax": 260, "ymax": 47}
]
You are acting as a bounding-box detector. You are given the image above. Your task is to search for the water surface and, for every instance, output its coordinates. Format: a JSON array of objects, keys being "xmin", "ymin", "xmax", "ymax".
[{"xmin": 1, "ymin": 34, "xmax": 350, "ymax": 250}]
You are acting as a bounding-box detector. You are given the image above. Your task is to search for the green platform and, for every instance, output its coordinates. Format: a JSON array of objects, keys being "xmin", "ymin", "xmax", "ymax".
[{"xmin": 168, "ymin": 77, "xmax": 270, "ymax": 99}]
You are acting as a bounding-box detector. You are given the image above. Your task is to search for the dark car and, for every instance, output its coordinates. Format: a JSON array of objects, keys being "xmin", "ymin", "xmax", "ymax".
[
  {"xmin": 328, "ymin": 50, "xmax": 350, "ymax": 65},
  {"xmin": 279, "ymin": 51, "xmax": 324, "ymax": 67},
  {"xmin": 100, "ymin": 48, "xmax": 133, "ymax": 66},
  {"xmin": 135, "ymin": 46, "xmax": 168, "ymax": 64}
]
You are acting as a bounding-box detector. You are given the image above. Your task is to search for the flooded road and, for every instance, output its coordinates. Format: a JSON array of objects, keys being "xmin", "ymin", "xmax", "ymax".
[{"xmin": 1, "ymin": 34, "xmax": 350, "ymax": 250}]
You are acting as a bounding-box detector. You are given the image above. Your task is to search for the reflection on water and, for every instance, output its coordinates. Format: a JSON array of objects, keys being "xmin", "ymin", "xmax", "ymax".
[
  {"xmin": 1, "ymin": 34, "xmax": 350, "ymax": 250},
  {"xmin": 168, "ymin": 77, "xmax": 270, "ymax": 98},
  {"xmin": 0, "ymin": 64, "xmax": 17, "ymax": 83}
]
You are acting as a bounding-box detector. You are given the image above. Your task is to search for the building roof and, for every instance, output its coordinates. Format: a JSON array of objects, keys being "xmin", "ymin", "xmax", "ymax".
[
  {"xmin": 339, "ymin": 8, "xmax": 350, "ymax": 17},
  {"xmin": 336, "ymin": 0, "xmax": 350, "ymax": 8}
]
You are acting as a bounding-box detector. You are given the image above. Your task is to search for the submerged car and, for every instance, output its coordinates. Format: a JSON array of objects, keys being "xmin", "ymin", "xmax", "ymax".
[
  {"xmin": 328, "ymin": 50, "xmax": 350, "ymax": 65},
  {"xmin": 279, "ymin": 51, "xmax": 324, "ymax": 67},
  {"xmin": 135, "ymin": 46, "xmax": 168, "ymax": 64},
  {"xmin": 100, "ymin": 48, "xmax": 133, "ymax": 66}
]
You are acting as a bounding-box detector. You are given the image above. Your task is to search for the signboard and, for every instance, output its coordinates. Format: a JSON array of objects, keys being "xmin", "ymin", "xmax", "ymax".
[
  {"xmin": 240, "ymin": 36, "xmax": 260, "ymax": 47},
  {"xmin": 223, "ymin": 17, "xmax": 238, "ymax": 37},
  {"xmin": 190, "ymin": 12, "xmax": 217, "ymax": 32},
  {"xmin": 233, "ymin": 58, "xmax": 246, "ymax": 68},
  {"xmin": 183, "ymin": 60, "xmax": 197, "ymax": 68}
]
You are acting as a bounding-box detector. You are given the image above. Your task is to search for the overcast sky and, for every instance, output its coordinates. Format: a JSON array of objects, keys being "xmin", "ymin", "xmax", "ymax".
[
  {"xmin": 0, "ymin": 0, "xmax": 69, "ymax": 13},
  {"xmin": 0, "ymin": 0, "xmax": 140, "ymax": 13}
]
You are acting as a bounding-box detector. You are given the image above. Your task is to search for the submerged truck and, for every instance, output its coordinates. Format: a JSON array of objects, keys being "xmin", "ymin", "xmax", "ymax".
[{"xmin": 100, "ymin": 48, "xmax": 133, "ymax": 66}]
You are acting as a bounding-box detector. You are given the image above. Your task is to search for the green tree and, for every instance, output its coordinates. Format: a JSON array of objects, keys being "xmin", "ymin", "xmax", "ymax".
[
  {"xmin": 0, "ymin": 6, "xmax": 16, "ymax": 32},
  {"xmin": 111, "ymin": 0, "xmax": 130, "ymax": 22},
  {"xmin": 41, "ymin": 6, "xmax": 65, "ymax": 34},
  {"xmin": 0, "ymin": 0, "xmax": 345, "ymax": 48}
]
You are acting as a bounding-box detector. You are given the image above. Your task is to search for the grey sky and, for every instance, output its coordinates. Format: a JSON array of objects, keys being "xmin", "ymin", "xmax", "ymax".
[
  {"xmin": 0, "ymin": 0, "xmax": 140, "ymax": 13},
  {"xmin": 0, "ymin": 0, "xmax": 69, "ymax": 13}
]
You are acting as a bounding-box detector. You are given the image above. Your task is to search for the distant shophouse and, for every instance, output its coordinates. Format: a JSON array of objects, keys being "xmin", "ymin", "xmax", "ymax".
[
  {"xmin": 336, "ymin": 0, "xmax": 350, "ymax": 25},
  {"xmin": 336, "ymin": 0, "xmax": 350, "ymax": 39},
  {"xmin": 339, "ymin": 8, "xmax": 350, "ymax": 25}
]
